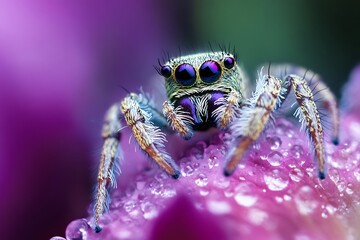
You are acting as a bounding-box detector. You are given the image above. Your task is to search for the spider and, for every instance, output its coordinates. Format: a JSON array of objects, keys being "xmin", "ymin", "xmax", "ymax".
[{"xmin": 93, "ymin": 51, "xmax": 339, "ymax": 232}]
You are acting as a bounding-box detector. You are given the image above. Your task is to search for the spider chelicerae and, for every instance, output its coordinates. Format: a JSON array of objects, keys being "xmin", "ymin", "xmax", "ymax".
[{"xmin": 93, "ymin": 51, "xmax": 339, "ymax": 232}]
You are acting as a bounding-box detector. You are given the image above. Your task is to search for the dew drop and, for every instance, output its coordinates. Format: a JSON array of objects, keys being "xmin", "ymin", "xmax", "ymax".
[
  {"xmin": 346, "ymin": 184, "xmax": 354, "ymax": 195},
  {"xmin": 283, "ymin": 194, "xmax": 292, "ymax": 201},
  {"xmin": 234, "ymin": 193, "xmax": 258, "ymax": 207},
  {"xmin": 267, "ymin": 151, "xmax": 283, "ymax": 166},
  {"xmin": 354, "ymin": 168, "xmax": 360, "ymax": 182},
  {"xmin": 213, "ymin": 177, "xmax": 230, "ymax": 189},
  {"xmin": 294, "ymin": 186, "xmax": 318, "ymax": 215},
  {"xmin": 200, "ymin": 188, "xmax": 210, "ymax": 196},
  {"xmin": 141, "ymin": 201, "xmax": 158, "ymax": 220},
  {"xmin": 190, "ymin": 141, "xmax": 207, "ymax": 159},
  {"xmin": 183, "ymin": 164, "xmax": 194, "ymax": 176},
  {"xmin": 50, "ymin": 237, "xmax": 66, "ymax": 240},
  {"xmin": 336, "ymin": 181, "xmax": 346, "ymax": 193},
  {"xmin": 264, "ymin": 170, "xmax": 289, "ymax": 191},
  {"xmin": 207, "ymin": 200, "xmax": 231, "ymax": 214},
  {"xmin": 290, "ymin": 145, "xmax": 304, "ymax": 159},
  {"xmin": 289, "ymin": 168, "xmax": 304, "ymax": 182},
  {"xmin": 266, "ymin": 136, "xmax": 282, "ymax": 150},
  {"xmin": 208, "ymin": 156, "xmax": 219, "ymax": 169},
  {"xmin": 124, "ymin": 200, "xmax": 136, "ymax": 213},
  {"xmin": 195, "ymin": 173, "xmax": 208, "ymax": 187},
  {"xmin": 65, "ymin": 219, "xmax": 90, "ymax": 240},
  {"xmin": 248, "ymin": 209, "xmax": 268, "ymax": 225},
  {"xmin": 162, "ymin": 185, "xmax": 177, "ymax": 198}
]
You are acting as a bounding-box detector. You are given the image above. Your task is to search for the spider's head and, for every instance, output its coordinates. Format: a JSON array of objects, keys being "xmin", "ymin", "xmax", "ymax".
[{"xmin": 159, "ymin": 52, "xmax": 246, "ymax": 102}]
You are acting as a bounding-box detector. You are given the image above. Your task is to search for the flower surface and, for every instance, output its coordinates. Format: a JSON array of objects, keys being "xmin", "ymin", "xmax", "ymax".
[{"xmin": 52, "ymin": 66, "xmax": 360, "ymax": 240}]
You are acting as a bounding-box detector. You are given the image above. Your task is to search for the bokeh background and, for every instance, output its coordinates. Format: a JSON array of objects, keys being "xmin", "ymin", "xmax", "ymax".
[{"xmin": 0, "ymin": 1, "xmax": 359, "ymax": 239}]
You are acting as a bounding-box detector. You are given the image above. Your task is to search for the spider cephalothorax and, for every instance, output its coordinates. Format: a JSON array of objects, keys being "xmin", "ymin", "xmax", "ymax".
[{"xmin": 93, "ymin": 51, "xmax": 339, "ymax": 232}]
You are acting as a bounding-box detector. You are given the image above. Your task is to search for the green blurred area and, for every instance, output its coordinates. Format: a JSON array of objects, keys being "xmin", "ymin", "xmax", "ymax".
[{"xmin": 190, "ymin": 0, "xmax": 359, "ymax": 97}]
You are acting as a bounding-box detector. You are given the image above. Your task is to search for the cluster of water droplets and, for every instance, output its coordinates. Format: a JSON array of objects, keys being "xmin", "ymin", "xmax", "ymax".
[{"xmin": 53, "ymin": 118, "xmax": 360, "ymax": 240}]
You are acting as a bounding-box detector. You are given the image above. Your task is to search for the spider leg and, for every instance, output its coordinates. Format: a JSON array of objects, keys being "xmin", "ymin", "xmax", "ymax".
[
  {"xmin": 94, "ymin": 93, "xmax": 179, "ymax": 232},
  {"xmin": 163, "ymin": 101, "xmax": 194, "ymax": 140},
  {"xmin": 224, "ymin": 74, "xmax": 283, "ymax": 176},
  {"xmin": 271, "ymin": 65, "xmax": 339, "ymax": 144},
  {"xmin": 284, "ymin": 74, "xmax": 328, "ymax": 179},
  {"xmin": 95, "ymin": 104, "xmax": 122, "ymax": 232},
  {"xmin": 212, "ymin": 89, "xmax": 243, "ymax": 130},
  {"xmin": 121, "ymin": 93, "xmax": 180, "ymax": 178}
]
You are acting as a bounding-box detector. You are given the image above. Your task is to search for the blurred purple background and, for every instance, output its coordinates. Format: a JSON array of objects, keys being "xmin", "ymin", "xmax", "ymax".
[{"xmin": 0, "ymin": 1, "xmax": 187, "ymax": 239}]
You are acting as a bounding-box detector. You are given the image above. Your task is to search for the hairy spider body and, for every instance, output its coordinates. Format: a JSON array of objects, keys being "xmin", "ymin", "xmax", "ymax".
[{"xmin": 93, "ymin": 51, "xmax": 339, "ymax": 232}]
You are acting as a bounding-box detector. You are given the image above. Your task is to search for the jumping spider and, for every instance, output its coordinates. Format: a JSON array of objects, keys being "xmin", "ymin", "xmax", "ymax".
[{"xmin": 94, "ymin": 51, "xmax": 339, "ymax": 232}]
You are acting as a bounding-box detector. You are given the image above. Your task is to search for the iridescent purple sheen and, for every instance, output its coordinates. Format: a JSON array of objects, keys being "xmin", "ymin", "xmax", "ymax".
[
  {"xmin": 224, "ymin": 57, "xmax": 235, "ymax": 69},
  {"xmin": 175, "ymin": 92, "xmax": 225, "ymax": 130},
  {"xmin": 160, "ymin": 65, "xmax": 172, "ymax": 78},
  {"xmin": 175, "ymin": 63, "xmax": 196, "ymax": 86},
  {"xmin": 200, "ymin": 60, "xmax": 221, "ymax": 83}
]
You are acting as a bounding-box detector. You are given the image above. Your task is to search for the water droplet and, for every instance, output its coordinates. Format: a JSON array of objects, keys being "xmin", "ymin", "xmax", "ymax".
[
  {"xmin": 266, "ymin": 136, "xmax": 282, "ymax": 150},
  {"xmin": 208, "ymin": 156, "xmax": 219, "ymax": 169},
  {"xmin": 329, "ymin": 168, "xmax": 340, "ymax": 183},
  {"xmin": 336, "ymin": 181, "xmax": 346, "ymax": 193},
  {"xmin": 321, "ymin": 211, "xmax": 328, "ymax": 218},
  {"xmin": 183, "ymin": 164, "xmax": 194, "ymax": 176},
  {"xmin": 264, "ymin": 170, "xmax": 289, "ymax": 191},
  {"xmin": 224, "ymin": 188, "xmax": 234, "ymax": 198},
  {"xmin": 141, "ymin": 201, "xmax": 158, "ymax": 220},
  {"xmin": 162, "ymin": 185, "xmax": 177, "ymax": 198},
  {"xmin": 283, "ymin": 194, "xmax": 292, "ymax": 201},
  {"xmin": 234, "ymin": 193, "xmax": 257, "ymax": 207},
  {"xmin": 213, "ymin": 177, "xmax": 230, "ymax": 189},
  {"xmin": 289, "ymin": 168, "xmax": 304, "ymax": 182},
  {"xmin": 354, "ymin": 168, "xmax": 360, "ymax": 182},
  {"xmin": 325, "ymin": 204, "xmax": 337, "ymax": 215},
  {"xmin": 195, "ymin": 173, "xmax": 208, "ymax": 187},
  {"xmin": 294, "ymin": 186, "xmax": 318, "ymax": 215},
  {"xmin": 192, "ymin": 162, "xmax": 200, "ymax": 170},
  {"xmin": 65, "ymin": 219, "xmax": 90, "ymax": 240},
  {"xmin": 190, "ymin": 141, "xmax": 207, "ymax": 159},
  {"xmin": 290, "ymin": 145, "xmax": 304, "ymax": 159},
  {"xmin": 346, "ymin": 184, "xmax": 354, "ymax": 195},
  {"xmin": 197, "ymin": 188, "xmax": 209, "ymax": 196},
  {"xmin": 207, "ymin": 200, "xmax": 231, "ymax": 214},
  {"xmin": 50, "ymin": 237, "xmax": 66, "ymax": 240},
  {"xmin": 248, "ymin": 209, "xmax": 268, "ymax": 225},
  {"xmin": 267, "ymin": 151, "xmax": 283, "ymax": 166},
  {"xmin": 124, "ymin": 200, "xmax": 136, "ymax": 213}
]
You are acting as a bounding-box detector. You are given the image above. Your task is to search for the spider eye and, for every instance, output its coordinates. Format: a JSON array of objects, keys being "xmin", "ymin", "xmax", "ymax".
[
  {"xmin": 199, "ymin": 60, "xmax": 221, "ymax": 83},
  {"xmin": 175, "ymin": 63, "xmax": 196, "ymax": 86},
  {"xmin": 223, "ymin": 57, "xmax": 235, "ymax": 69},
  {"xmin": 160, "ymin": 65, "xmax": 172, "ymax": 78}
]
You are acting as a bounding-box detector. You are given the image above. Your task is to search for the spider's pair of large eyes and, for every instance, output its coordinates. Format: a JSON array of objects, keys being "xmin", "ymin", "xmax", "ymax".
[{"xmin": 160, "ymin": 57, "xmax": 235, "ymax": 86}]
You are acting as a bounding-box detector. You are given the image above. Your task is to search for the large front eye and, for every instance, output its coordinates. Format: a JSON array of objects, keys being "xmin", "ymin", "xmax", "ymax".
[
  {"xmin": 199, "ymin": 60, "xmax": 221, "ymax": 83},
  {"xmin": 175, "ymin": 63, "xmax": 196, "ymax": 86}
]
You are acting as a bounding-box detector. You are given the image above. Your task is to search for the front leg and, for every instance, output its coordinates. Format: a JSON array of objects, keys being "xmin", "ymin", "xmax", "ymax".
[
  {"xmin": 94, "ymin": 93, "xmax": 179, "ymax": 232},
  {"xmin": 212, "ymin": 89, "xmax": 243, "ymax": 130},
  {"xmin": 224, "ymin": 74, "xmax": 283, "ymax": 176},
  {"xmin": 121, "ymin": 93, "xmax": 180, "ymax": 178}
]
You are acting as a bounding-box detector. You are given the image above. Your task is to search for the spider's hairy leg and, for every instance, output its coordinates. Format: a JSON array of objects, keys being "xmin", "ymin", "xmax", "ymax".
[
  {"xmin": 285, "ymin": 74, "xmax": 327, "ymax": 179},
  {"xmin": 272, "ymin": 65, "xmax": 339, "ymax": 145},
  {"xmin": 121, "ymin": 93, "xmax": 180, "ymax": 178},
  {"xmin": 224, "ymin": 75, "xmax": 283, "ymax": 176},
  {"xmin": 95, "ymin": 103, "xmax": 122, "ymax": 232},
  {"xmin": 212, "ymin": 89, "xmax": 242, "ymax": 130},
  {"xmin": 163, "ymin": 101, "xmax": 194, "ymax": 140}
]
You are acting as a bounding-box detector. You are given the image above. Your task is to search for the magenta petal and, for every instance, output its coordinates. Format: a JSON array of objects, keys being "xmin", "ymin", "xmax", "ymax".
[{"xmin": 149, "ymin": 194, "xmax": 228, "ymax": 240}]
